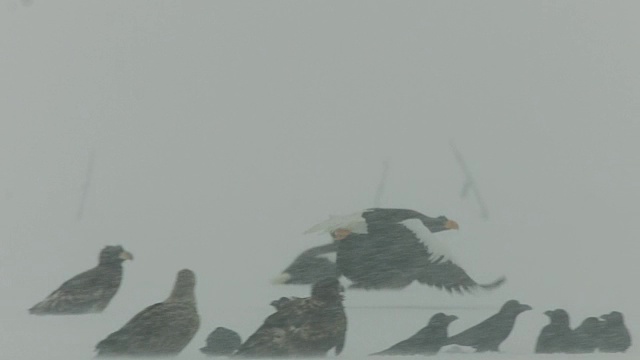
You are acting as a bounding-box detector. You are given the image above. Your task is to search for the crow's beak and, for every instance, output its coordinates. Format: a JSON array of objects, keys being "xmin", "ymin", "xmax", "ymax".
[{"xmin": 521, "ymin": 304, "xmax": 533, "ymax": 312}]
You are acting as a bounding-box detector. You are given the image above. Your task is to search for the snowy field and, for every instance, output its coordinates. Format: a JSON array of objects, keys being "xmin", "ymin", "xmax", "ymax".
[
  {"xmin": 2, "ymin": 266, "xmax": 638, "ymax": 359},
  {"xmin": 2, "ymin": 1, "xmax": 640, "ymax": 359}
]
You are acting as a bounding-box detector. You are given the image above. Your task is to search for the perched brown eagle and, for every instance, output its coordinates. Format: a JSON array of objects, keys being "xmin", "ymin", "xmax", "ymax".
[
  {"xmin": 29, "ymin": 245, "xmax": 133, "ymax": 315},
  {"xmin": 95, "ymin": 269, "xmax": 200, "ymax": 357},
  {"xmin": 235, "ymin": 278, "xmax": 347, "ymax": 357}
]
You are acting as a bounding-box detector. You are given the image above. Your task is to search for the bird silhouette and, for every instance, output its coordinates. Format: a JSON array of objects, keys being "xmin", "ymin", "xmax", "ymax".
[
  {"xmin": 445, "ymin": 300, "xmax": 531, "ymax": 352},
  {"xmin": 371, "ymin": 313, "xmax": 457, "ymax": 356}
]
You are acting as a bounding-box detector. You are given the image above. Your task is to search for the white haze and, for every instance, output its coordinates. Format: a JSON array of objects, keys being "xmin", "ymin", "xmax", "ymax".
[{"xmin": 1, "ymin": 1, "xmax": 639, "ymax": 359}]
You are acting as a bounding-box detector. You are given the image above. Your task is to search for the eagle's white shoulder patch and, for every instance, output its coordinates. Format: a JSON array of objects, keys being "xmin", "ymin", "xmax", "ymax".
[
  {"xmin": 271, "ymin": 273, "xmax": 292, "ymax": 285},
  {"xmin": 304, "ymin": 212, "xmax": 368, "ymax": 235},
  {"xmin": 399, "ymin": 219, "xmax": 453, "ymax": 262}
]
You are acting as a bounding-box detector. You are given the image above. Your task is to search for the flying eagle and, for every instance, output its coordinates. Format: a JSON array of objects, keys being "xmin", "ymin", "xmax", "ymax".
[
  {"xmin": 29, "ymin": 245, "xmax": 133, "ymax": 315},
  {"xmin": 235, "ymin": 278, "xmax": 347, "ymax": 358},
  {"xmin": 95, "ymin": 269, "xmax": 200, "ymax": 357},
  {"xmin": 305, "ymin": 208, "xmax": 505, "ymax": 292}
]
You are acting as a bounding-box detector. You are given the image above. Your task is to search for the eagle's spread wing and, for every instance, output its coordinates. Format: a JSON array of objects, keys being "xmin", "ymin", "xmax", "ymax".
[
  {"xmin": 397, "ymin": 219, "xmax": 505, "ymax": 293},
  {"xmin": 418, "ymin": 261, "xmax": 506, "ymax": 293}
]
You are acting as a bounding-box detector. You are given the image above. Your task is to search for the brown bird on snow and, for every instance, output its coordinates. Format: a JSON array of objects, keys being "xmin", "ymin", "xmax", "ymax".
[
  {"xmin": 29, "ymin": 245, "xmax": 133, "ymax": 315},
  {"xmin": 95, "ymin": 269, "xmax": 200, "ymax": 357},
  {"xmin": 235, "ymin": 277, "xmax": 347, "ymax": 357}
]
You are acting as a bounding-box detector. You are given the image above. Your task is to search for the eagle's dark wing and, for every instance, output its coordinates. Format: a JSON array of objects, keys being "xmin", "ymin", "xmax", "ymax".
[
  {"xmin": 397, "ymin": 219, "xmax": 505, "ymax": 293},
  {"xmin": 96, "ymin": 302, "xmax": 199, "ymax": 356},
  {"xmin": 29, "ymin": 266, "xmax": 122, "ymax": 314},
  {"xmin": 418, "ymin": 261, "xmax": 506, "ymax": 294}
]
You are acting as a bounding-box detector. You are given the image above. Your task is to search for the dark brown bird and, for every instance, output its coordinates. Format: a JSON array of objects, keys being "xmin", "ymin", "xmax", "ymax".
[
  {"xmin": 235, "ymin": 278, "xmax": 347, "ymax": 358},
  {"xmin": 95, "ymin": 269, "xmax": 200, "ymax": 357},
  {"xmin": 371, "ymin": 313, "xmax": 458, "ymax": 356},
  {"xmin": 29, "ymin": 245, "xmax": 133, "ymax": 315}
]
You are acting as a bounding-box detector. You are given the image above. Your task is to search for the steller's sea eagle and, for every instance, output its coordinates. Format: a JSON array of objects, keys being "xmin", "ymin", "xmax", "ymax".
[{"xmin": 305, "ymin": 208, "xmax": 505, "ymax": 292}]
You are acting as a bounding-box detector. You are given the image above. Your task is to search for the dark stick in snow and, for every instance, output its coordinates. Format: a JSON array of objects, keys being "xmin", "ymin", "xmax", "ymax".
[
  {"xmin": 373, "ymin": 160, "xmax": 390, "ymax": 207},
  {"xmin": 77, "ymin": 149, "xmax": 95, "ymax": 221},
  {"xmin": 450, "ymin": 140, "xmax": 489, "ymax": 220}
]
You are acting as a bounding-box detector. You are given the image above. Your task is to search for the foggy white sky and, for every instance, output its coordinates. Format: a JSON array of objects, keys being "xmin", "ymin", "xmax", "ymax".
[{"xmin": 1, "ymin": 1, "xmax": 639, "ymax": 358}]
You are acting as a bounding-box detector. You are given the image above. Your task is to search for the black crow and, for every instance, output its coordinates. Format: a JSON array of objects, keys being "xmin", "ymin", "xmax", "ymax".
[
  {"xmin": 95, "ymin": 269, "xmax": 200, "ymax": 357},
  {"xmin": 235, "ymin": 278, "xmax": 347, "ymax": 357},
  {"xmin": 445, "ymin": 300, "xmax": 531, "ymax": 352},
  {"xmin": 569, "ymin": 317, "xmax": 602, "ymax": 353},
  {"xmin": 200, "ymin": 327, "xmax": 242, "ymax": 356},
  {"xmin": 599, "ymin": 311, "xmax": 631, "ymax": 353},
  {"xmin": 535, "ymin": 309, "xmax": 573, "ymax": 353},
  {"xmin": 29, "ymin": 245, "xmax": 133, "ymax": 315},
  {"xmin": 305, "ymin": 208, "xmax": 505, "ymax": 292},
  {"xmin": 371, "ymin": 313, "xmax": 458, "ymax": 356}
]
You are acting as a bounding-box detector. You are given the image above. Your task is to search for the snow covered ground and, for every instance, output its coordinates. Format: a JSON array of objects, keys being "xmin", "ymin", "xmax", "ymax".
[
  {"xmin": 2, "ymin": 269, "xmax": 638, "ymax": 359},
  {"xmin": 2, "ymin": 1, "xmax": 640, "ymax": 359}
]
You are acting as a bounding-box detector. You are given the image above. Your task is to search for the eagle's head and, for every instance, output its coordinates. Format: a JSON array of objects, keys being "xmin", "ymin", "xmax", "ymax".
[
  {"xmin": 99, "ymin": 245, "xmax": 133, "ymax": 265},
  {"xmin": 311, "ymin": 277, "xmax": 344, "ymax": 303}
]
